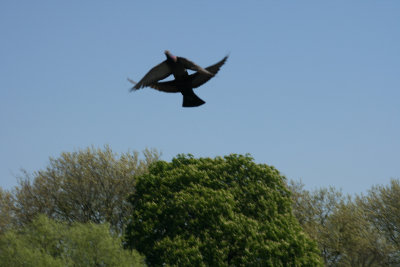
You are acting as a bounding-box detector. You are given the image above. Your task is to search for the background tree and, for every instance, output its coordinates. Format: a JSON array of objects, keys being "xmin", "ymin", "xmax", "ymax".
[
  {"xmin": 0, "ymin": 215, "xmax": 145, "ymax": 267},
  {"xmin": 328, "ymin": 200, "xmax": 394, "ymax": 267},
  {"xmin": 125, "ymin": 154, "xmax": 322, "ymax": 266},
  {"xmin": 11, "ymin": 146, "xmax": 160, "ymax": 233},
  {"xmin": 0, "ymin": 188, "xmax": 14, "ymax": 234},
  {"xmin": 289, "ymin": 180, "xmax": 398, "ymax": 266},
  {"xmin": 358, "ymin": 179, "xmax": 400, "ymax": 265},
  {"xmin": 288, "ymin": 181, "xmax": 344, "ymax": 265}
]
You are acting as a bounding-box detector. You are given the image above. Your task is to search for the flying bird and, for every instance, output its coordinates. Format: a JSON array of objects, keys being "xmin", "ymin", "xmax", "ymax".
[{"xmin": 128, "ymin": 51, "xmax": 228, "ymax": 107}]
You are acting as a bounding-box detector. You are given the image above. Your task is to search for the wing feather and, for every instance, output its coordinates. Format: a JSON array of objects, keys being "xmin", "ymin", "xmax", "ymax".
[
  {"xmin": 128, "ymin": 78, "xmax": 180, "ymax": 93},
  {"xmin": 131, "ymin": 61, "xmax": 172, "ymax": 91},
  {"xmin": 190, "ymin": 56, "xmax": 228, "ymax": 88},
  {"xmin": 178, "ymin": 57, "xmax": 214, "ymax": 76}
]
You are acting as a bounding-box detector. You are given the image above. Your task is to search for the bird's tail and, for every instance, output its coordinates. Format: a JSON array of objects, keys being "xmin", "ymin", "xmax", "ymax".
[{"xmin": 182, "ymin": 90, "xmax": 205, "ymax": 107}]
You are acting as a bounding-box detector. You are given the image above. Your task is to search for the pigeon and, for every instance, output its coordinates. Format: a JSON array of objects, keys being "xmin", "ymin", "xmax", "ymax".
[
  {"xmin": 128, "ymin": 51, "xmax": 228, "ymax": 107},
  {"xmin": 131, "ymin": 50, "xmax": 214, "ymax": 90}
]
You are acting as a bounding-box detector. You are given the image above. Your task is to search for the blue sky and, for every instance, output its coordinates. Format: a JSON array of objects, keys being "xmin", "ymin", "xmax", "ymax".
[{"xmin": 1, "ymin": 1, "xmax": 399, "ymax": 194}]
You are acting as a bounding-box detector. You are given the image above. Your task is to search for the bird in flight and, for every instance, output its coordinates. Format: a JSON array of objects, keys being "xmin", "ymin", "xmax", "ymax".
[{"xmin": 128, "ymin": 50, "xmax": 228, "ymax": 107}]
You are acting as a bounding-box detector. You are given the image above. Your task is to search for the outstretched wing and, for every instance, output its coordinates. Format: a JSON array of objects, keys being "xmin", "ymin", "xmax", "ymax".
[
  {"xmin": 131, "ymin": 61, "xmax": 172, "ymax": 91},
  {"xmin": 190, "ymin": 55, "xmax": 228, "ymax": 88},
  {"xmin": 128, "ymin": 78, "xmax": 180, "ymax": 93},
  {"xmin": 178, "ymin": 57, "xmax": 214, "ymax": 76}
]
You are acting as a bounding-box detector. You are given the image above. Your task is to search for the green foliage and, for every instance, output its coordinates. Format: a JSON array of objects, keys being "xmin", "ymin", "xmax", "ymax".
[
  {"xmin": 0, "ymin": 215, "xmax": 145, "ymax": 267},
  {"xmin": 358, "ymin": 179, "xmax": 400, "ymax": 264},
  {"xmin": 289, "ymin": 180, "xmax": 399, "ymax": 266},
  {"xmin": 361, "ymin": 179, "xmax": 400, "ymax": 248},
  {"xmin": 288, "ymin": 181, "xmax": 344, "ymax": 265},
  {"xmin": 3, "ymin": 145, "xmax": 398, "ymax": 266},
  {"xmin": 0, "ymin": 188, "xmax": 13, "ymax": 234},
  {"xmin": 125, "ymin": 154, "xmax": 322, "ymax": 266},
  {"xmin": 12, "ymin": 146, "xmax": 160, "ymax": 233}
]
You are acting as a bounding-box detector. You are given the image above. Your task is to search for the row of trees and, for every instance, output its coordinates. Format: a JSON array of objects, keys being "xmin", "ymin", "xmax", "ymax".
[
  {"xmin": 0, "ymin": 146, "xmax": 399, "ymax": 266},
  {"xmin": 0, "ymin": 146, "xmax": 159, "ymax": 266},
  {"xmin": 288, "ymin": 179, "xmax": 400, "ymax": 266},
  {"xmin": 2, "ymin": 146, "xmax": 160, "ymax": 235}
]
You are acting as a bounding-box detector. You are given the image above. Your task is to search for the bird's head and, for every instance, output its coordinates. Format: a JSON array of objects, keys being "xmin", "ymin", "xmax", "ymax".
[{"xmin": 164, "ymin": 50, "xmax": 177, "ymax": 62}]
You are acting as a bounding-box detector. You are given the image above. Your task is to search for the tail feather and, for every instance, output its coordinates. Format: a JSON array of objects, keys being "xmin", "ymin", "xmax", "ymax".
[{"xmin": 182, "ymin": 90, "xmax": 205, "ymax": 107}]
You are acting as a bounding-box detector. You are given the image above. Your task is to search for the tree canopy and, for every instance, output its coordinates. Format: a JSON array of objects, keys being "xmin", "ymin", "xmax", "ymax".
[
  {"xmin": 0, "ymin": 215, "xmax": 145, "ymax": 267},
  {"xmin": 0, "ymin": 188, "xmax": 13, "ymax": 234},
  {"xmin": 12, "ymin": 146, "xmax": 160, "ymax": 234},
  {"xmin": 2, "ymin": 146, "xmax": 399, "ymax": 266},
  {"xmin": 125, "ymin": 154, "xmax": 322, "ymax": 266},
  {"xmin": 289, "ymin": 180, "xmax": 400, "ymax": 266}
]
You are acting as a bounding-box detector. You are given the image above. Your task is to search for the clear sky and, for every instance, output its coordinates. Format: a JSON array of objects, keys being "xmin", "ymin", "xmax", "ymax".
[{"xmin": 1, "ymin": 1, "xmax": 399, "ymax": 194}]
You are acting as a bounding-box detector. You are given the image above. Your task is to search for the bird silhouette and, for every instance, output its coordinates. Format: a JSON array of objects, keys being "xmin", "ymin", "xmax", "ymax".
[{"xmin": 128, "ymin": 51, "xmax": 228, "ymax": 107}]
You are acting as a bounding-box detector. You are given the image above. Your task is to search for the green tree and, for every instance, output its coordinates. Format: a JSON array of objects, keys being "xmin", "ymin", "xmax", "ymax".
[
  {"xmin": 0, "ymin": 187, "xmax": 14, "ymax": 234},
  {"xmin": 358, "ymin": 179, "xmax": 400, "ymax": 264},
  {"xmin": 0, "ymin": 215, "xmax": 145, "ymax": 267},
  {"xmin": 288, "ymin": 181, "xmax": 344, "ymax": 265},
  {"xmin": 328, "ymin": 201, "xmax": 394, "ymax": 267},
  {"xmin": 125, "ymin": 154, "xmax": 322, "ymax": 266},
  {"xmin": 12, "ymin": 146, "xmax": 160, "ymax": 233},
  {"xmin": 289, "ymin": 180, "xmax": 397, "ymax": 267}
]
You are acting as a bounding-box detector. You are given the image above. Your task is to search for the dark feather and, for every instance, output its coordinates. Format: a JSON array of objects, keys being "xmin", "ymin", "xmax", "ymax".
[
  {"xmin": 131, "ymin": 61, "xmax": 172, "ymax": 91},
  {"xmin": 178, "ymin": 57, "xmax": 214, "ymax": 76},
  {"xmin": 190, "ymin": 56, "xmax": 228, "ymax": 88},
  {"xmin": 128, "ymin": 78, "xmax": 180, "ymax": 93}
]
